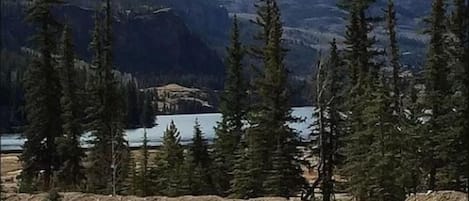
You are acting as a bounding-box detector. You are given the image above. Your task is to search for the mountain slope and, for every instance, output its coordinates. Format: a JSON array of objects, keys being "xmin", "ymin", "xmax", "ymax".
[
  {"xmin": 220, "ymin": 0, "xmax": 431, "ymax": 74},
  {"xmin": 1, "ymin": 1, "xmax": 224, "ymax": 79}
]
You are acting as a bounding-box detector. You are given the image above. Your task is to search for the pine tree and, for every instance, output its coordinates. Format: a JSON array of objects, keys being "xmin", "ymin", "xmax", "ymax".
[
  {"xmin": 421, "ymin": 0, "xmax": 455, "ymax": 190},
  {"xmin": 251, "ymin": 0, "xmax": 274, "ymax": 60},
  {"xmin": 20, "ymin": 0, "xmax": 64, "ymax": 191},
  {"xmin": 152, "ymin": 121, "xmax": 186, "ymax": 196},
  {"xmin": 245, "ymin": 0, "xmax": 304, "ymax": 197},
  {"xmin": 386, "ymin": 0, "xmax": 401, "ymax": 114},
  {"xmin": 138, "ymin": 126, "xmax": 150, "ymax": 196},
  {"xmin": 125, "ymin": 80, "xmax": 140, "ymax": 128},
  {"xmin": 306, "ymin": 39, "xmax": 346, "ymax": 201},
  {"xmin": 56, "ymin": 24, "xmax": 85, "ymax": 190},
  {"xmin": 340, "ymin": 1, "xmax": 388, "ymax": 200},
  {"xmin": 213, "ymin": 15, "xmax": 248, "ymax": 195},
  {"xmin": 385, "ymin": 0, "xmax": 418, "ymax": 195},
  {"xmin": 123, "ymin": 156, "xmax": 138, "ymax": 196},
  {"xmin": 263, "ymin": 144, "xmax": 289, "ymax": 197},
  {"xmin": 141, "ymin": 92, "xmax": 155, "ymax": 129},
  {"xmin": 137, "ymin": 91, "xmax": 154, "ymax": 196},
  {"xmin": 450, "ymin": 0, "xmax": 469, "ymax": 192},
  {"xmin": 187, "ymin": 119, "xmax": 214, "ymax": 195},
  {"xmin": 366, "ymin": 78, "xmax": 406, "ymax": 201},
  {"xmin": 401, "ymin": 79, "xmax": 425, "ymax": 194},
  {"xmin": 230, "ymin": 141, "xmax": 259, "ymax": 199},
  {"xmin": 462, "ymin": 1, "xmax": 469, "ymax": 196},
  {"xmin": 86, "ymin": 1, "xmax": 130, "ymax": 194}
]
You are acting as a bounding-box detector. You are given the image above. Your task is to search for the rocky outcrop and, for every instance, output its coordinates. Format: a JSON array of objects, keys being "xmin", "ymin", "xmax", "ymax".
[
  {"xmin": 144, "ymin": 83, "xmax": 218, "ymax": 114},
  {"xmin": 406, "ymin": 191, "xmax": 468, "ymax": 201}
]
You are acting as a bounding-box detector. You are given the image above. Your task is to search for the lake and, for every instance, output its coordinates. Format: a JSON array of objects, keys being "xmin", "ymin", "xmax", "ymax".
[{"xmin": 0, "ymin": 107, "xmax": 314, "ymax": 151}]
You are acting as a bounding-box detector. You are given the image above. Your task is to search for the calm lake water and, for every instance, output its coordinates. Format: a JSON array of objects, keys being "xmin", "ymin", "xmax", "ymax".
[{"xmin": 0, "ymin": 107, "xmax": 314, "ymax": 151}]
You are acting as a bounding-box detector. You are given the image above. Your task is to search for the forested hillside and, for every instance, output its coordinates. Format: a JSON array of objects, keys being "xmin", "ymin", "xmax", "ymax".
[{"xmin": 1, "ymin": 1, "xmax": 224, "ymax": 83}]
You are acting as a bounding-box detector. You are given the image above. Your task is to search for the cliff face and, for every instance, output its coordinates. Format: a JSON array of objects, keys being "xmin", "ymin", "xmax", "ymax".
[{"xmin": 1, "ymin": 2, "xmax": 224, "ymax": 77}]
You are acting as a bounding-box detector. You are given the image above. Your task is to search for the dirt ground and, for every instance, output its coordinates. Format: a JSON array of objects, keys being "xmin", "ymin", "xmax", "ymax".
[
  {"xmin": 0, "ymin": 151, "xmax": 317, "ymax": 193},
  {"xmin": 4, "ymin": 153, "xmax": 465, "ymax": 201},
  {"xmin": 1, "ymin": 191, "xmax": 467, "ymax": 201}
]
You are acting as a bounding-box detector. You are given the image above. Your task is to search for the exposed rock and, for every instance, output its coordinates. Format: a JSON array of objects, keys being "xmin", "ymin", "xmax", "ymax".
[
  {"xmin": 144, "ymin": 84, "xmax": 218, "ymax": 114},
  {"xmin": 406, "ymin": 191, "xmax": 468, "ymax": 201}
]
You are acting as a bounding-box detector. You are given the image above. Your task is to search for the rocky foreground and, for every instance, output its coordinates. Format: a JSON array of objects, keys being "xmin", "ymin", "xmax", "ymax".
[{"xmin": 2, "ymin": 191, "xmax": 467, "ymax": 201}]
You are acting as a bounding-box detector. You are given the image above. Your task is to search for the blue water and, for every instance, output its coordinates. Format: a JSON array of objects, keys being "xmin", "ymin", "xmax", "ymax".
[{"xmin": 0, "ymin": 107, "xmax": 314, "ymax": 151}]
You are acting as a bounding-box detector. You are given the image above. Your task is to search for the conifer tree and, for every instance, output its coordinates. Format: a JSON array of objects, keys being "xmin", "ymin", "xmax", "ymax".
[
  {"xmin": 385, "ymin": 0, "xmax": 419, "ymax": 194},
  {"xmin": 307, "ymin": 39, "xmax": 346, "ymax": 201},
  {"xmin": 137, "ymin": 91, "xmax": 154, "ymax": 196},
  {"xmin": 340, "ymin": 1, "xmax": 391, "ymax": 200},
  {"xmin": 187, "ymin": 120, "xmax": 214, "ymax": 195},
  {"xmin": 139, "ymin": 93, "xmax": 155, "ymax": 196},
  {"xmin": 138, "ymin": 125, "xmax": 150, "ymax": 196},
  {"xmin": 361, "ymin": 78, "xmax": 406, "ymax": 201},
  {"xmin": 401, "ymin": 79, "xmax": 425, "ymax": 194},
  {"xmin": 245, "ymin": 0, "xmax": 304, "ymax": 197},
  {"xmin": 141, "ymin": 92, "xmax": 155, "ymax": 129},
  {"xmin": 230, "ymin": 141, "xmax": 260, "ymax": 199},
  {"xmin": 213, "ymin": 15, "xmax": 248, "ymax": 195},
  {"xmin": 462, "ymin": 1, "xmax": 469, "ymax": 195},
  {"xmin": 123, "ymin": 156, "xmax": 138, "ymax": 196},
  {"xmin": 421, "ymin": 0, "xmax": 454, "ymax": 190},
  {"xmin": 20, "ymin": 0, "xmax": 64, "ymax": 191},
  {"xmin": 450, "ymin": 0, "xmax": 469, "ymax": 192},
  {"xmin": 251, "ymin": 0, "xmax": 274, "ymax": 60},
  {"xmin": 152, "ymin": 121, "xmax": 186, "ymax": 196},
  {"xmin": 386, "ymin": 0, "xmax": 401, "ymax": 114},
  {"xmin": 56, "ymin": 25, "xmax": 85, "ymax": 190},
  {"xmin": 125, "ymin": 81, "xmax": 140, "ymax": 128},
  {"xmin": 86, "ymin": 0, "xmax": 129, "ymax": 194},
  {"xmin": 263, "ymin": 144, "xmax": 289, "ymax": 197}
]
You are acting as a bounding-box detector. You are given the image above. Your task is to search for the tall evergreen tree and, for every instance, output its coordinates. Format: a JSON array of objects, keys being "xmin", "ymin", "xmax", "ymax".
[
  {"xmin": 340, "ymin": 1, "xmax": 391, "ymax": 200},
  {"xmin": 213, "ymin": 15, "xmax": 248, "ymax": 195},
  {"xmin": 86, "ymin": 0, "xmax": 129, "ymax": 194},
  {"xmin": 385, "ymin": 0, "xmax": 418, "ymax": 195},
  {"xmin": 187, "ymin": 120, "xmax": 214, "ymax": 195},
  {"xmin": 450, "ymin": 0, "xmax": 469, "ymax": 192},
  {"xmin": 421, "ymin": 0, "xmax": 455, "ymax": 190},
  {"xmin": 386, "ymin": 0, "xmax": 401, "ymax": 114},
  {"xmin": 244, "ymin": 0, "xmax": 304, "ymax": 197},
  {"xmin": 56, "ymin": 25, "xmax": 85, "ymax": 190},
  {"xmin": 251, "ymin": 0, "xmax": 274, "ymax": 60},
  {"xmin": 401, "ymin": 79, "xmax": 425, "ymax": 194},
  {"xmin": 152, "ymin": 121, "xmax": 187, "ymax": 196},
  {"xmin": 125, "ymin": 81, "xmax": 140, "ymax": 128},
  {"xmin": 362, "ymin": 77, "xmax": 406, "ymax": 201},
  {"xmin": 136, "ymin": 92, "xmax": 154, "ymax": 196},
  {"xmin": 138, "ymin": 125, "xmax": 150, "ymax": 196},
  {"xmin": 306, "ymin": 39, "xmax": 346, "ymax": 201},
  {"xmin": 462, "ymin": 1, "xmax": 469, "ymax": 196},
  {"xmin": 20, "ymin": 0, "xmax": 64, "ymax": 191},
  {"xmin": 230, "ymin": 141, "xmax": 255, "ymax": 199},
  {"xmin": 141, "ymin": 92, "xmax": 155, "ymax": 129}
]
